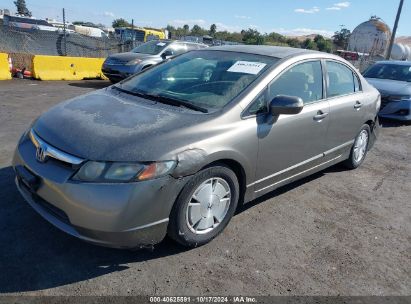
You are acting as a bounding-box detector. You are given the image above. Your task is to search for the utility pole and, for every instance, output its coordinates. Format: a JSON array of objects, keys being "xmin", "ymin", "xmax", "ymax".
[
  {"xmin": 386, "ymin": 0, "xmax": 404, "ymax": 59},
  {"xmin": 63, "ymin": 8, "xmax": 67, "ymax": 56}
]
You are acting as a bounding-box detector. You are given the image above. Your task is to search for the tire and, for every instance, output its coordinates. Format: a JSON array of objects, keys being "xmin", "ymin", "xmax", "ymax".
[
  {"xmin": 343, "ymin": 124, "xmax": 371, "ymax": 169},
  {"xmin": 168, "ymin": 165, "xmax": 239, "ymax": 247}
]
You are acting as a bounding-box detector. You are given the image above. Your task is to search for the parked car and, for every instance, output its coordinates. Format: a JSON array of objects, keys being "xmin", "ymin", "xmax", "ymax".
[
  {"xmin": 102, "ymin": 39, "xmax": 208, "ymax": 82},
  {"xmin": 363, "ymin": 60, "xmax": 411, "ymax": 122},
  {"xmin": 14, "ymin": 46, "xmax": 380, "ymax": 249}
]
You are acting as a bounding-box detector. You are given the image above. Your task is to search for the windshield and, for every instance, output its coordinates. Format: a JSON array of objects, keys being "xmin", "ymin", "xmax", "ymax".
[
  {"xmin": 364, "ymin": 63, "xmax": 411, "ymax": 82},
  {"xmin": 117, "ymin": 50, "xmax": 278, "ymax": 112},
  {"xmin": 131, "ymin": 40, "xmax": 171, "ymax": 55}
]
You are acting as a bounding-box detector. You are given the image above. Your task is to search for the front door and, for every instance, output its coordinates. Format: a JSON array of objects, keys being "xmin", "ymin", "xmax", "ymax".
[{"xmin": 252, "ymin": 60, "xmax": 330, "ymax": 195}]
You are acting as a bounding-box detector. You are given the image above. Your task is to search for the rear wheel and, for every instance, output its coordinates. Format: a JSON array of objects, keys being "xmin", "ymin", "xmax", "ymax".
[
  {"xmin": 343, "ymin": 124, "xmax": 370, "ymax": 169},
  {"xmin": 168, "ymin": 165, "xmax": 239, "ymax": 247}
]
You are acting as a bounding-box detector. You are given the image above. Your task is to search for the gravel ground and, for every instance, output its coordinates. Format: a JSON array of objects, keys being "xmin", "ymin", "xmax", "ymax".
[{"xmin": 0, "ymin": 79, "xmax": 410, "ymax": 296}]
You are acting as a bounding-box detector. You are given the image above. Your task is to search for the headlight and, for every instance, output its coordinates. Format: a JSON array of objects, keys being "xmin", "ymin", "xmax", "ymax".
[
  {"xmin": 125, "ymin": 59, "xmax": 142, "ymax": 66},
  {"xmin": 72, "ymin": 161, "xmax": 176, "ymax": 183}
]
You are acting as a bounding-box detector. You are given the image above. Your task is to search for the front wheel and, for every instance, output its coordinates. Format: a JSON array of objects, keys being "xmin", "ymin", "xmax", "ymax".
[
  {"xmin": 343, "ymin": 124, "xmax": 371, "ymax": 169},
  {"xmin": 168, "ymin": 165, "xmax": 239, "ymax": 247}
]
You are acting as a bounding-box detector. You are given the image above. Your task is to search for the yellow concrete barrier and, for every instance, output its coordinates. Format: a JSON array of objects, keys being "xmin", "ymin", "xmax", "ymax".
[
  {"xmin": 32, "ymin": 55, "xmax": 107, "ymax": 81},
  {"xmin": 0, "ymin": 53, "xmax": 12, "ymax": 80}
]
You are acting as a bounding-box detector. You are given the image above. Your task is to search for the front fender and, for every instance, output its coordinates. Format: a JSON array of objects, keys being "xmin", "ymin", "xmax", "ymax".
[{"xmin": 172, "ymin": 148, "xmax": 253, "ymax": 184}]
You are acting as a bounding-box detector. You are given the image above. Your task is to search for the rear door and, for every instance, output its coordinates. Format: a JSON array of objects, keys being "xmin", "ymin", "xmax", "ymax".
[
  {"xmin": 324, "ymin": 60, "xmax": 366, "ymax": 156},
  {"xmin": 251, "ymin": 60, "xmax": 330, "ymax": 195}
]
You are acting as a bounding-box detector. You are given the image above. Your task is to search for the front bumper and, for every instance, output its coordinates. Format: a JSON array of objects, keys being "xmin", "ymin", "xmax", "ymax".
[
  {"xmin": 102, "ymin": 63, "xmax": 141, "ymax": 81},
  {"xmin": 378, "ymin": 99, "xmax": 411, "ymax": 122},
  {"xmin": 13, "ymin": 136, "xmax": 188, "ymax": 249}
]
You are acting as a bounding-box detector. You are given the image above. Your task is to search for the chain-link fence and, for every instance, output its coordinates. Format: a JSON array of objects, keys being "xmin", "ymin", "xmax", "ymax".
[
  {"xmin": 0, "ymin": 25, "xmax": 147, "ymax": 72},
  {"xmin": 0, "ymin": 25, "xmax": 123, "ymax": 58}
]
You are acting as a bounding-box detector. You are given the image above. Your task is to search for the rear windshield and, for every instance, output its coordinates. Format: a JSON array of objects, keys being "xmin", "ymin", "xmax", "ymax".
[
  {"xmin": 118, "ymin": 50, "xmax": 278, "ymax": 112},
  {"xmin": 131, "ymin": 40, "xmax": 171, "ymax": 55},
  {"xmin": 364, "ymin": 63, "xmax": 411, "ymax": 82}
]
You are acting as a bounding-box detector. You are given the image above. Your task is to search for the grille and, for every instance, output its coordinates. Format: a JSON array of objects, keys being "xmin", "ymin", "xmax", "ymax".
[{"xmin": 106, "ymin": 58, "xmax": 128, "ymax": 65}]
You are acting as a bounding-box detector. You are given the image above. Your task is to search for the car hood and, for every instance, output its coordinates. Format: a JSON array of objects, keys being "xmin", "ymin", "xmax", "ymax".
[
  {"xmin": 106, "ymin": 52, "xmax": 158, "ymax": 62},
  {"xmin": 32, "ymin": 88, "xmax": 211, "ymax": 162},
  {"xmin": 365, "ymin": 78, "xmax": 411, "ymax": 96}
]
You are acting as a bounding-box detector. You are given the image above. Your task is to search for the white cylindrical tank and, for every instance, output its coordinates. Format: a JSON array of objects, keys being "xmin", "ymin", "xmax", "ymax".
[
  {"xmin": 391, "ymin": 43, "xmax": 406, "ymax": 60},
  {"xmin": 348, "ymin": 17, "xmax": 391, "ymax": 57},
  {"xmin": 404, "ymin": 45, "xmax": 411, "ymax": 61}
]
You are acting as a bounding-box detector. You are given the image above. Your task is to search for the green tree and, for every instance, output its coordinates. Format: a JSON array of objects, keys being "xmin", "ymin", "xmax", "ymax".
[
  {"xmin": 332, "ymin": 28, "xmax": 351, "ymax": 49},
  {"xmin": 286, "ymin": 38, "xmax": 302, "ymax": 48},
  {"xmin": 166, "ymin": 25, "xmax": 176, "ymax": 38},
  {"xmin": 314, "ymin": 35, "xmax": 333, "ymax": 53},
  {"xmin": 242, "ymin": 28, "xmax": 264, "ymax": 45},
  {"xmin": 183, "ymin": 24, "xmax": 190, "ymax": 35},
  {"xmin": 14, "ymin": 0, "xmax": 31, "ymax": 17},
  {"xmin": 302, "ymin": 38, "xmax": 317, "ymax": 50},
  {"xmin": 209, "ymin": 24, "xmax": 217, "ymax": 37},
  {"xmin": 191, "ymin": 24, "xmax": 205, "ymax": 36},
  {"xmin": 265, "ymin": 32, "xmax": 288, "ymax": 46},
  {"xmin": 112, "ymin": 18, "xmax": 132, "ymax": 28}
]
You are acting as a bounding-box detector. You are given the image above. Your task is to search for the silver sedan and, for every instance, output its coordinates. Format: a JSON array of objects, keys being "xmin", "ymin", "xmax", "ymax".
[{"xmin": 13, "ymin": 45, "xmax": 380, "ymax": 249}]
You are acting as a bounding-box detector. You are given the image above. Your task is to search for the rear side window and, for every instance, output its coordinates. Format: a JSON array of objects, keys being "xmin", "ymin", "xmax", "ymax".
[
  {"xmin": 326, "ymin": 61, "xmax": 359, "ymax": 97},
  {"xmin": 169, "ymin": 44, "xmax": 187, "ymax": 56},
  {"xmin": 268, "ymin": 60, "xmax": 323, "ymax": 104},
  {"xmin": 186, "ymin": 44, "xmax": 202, "ymax": 51}
]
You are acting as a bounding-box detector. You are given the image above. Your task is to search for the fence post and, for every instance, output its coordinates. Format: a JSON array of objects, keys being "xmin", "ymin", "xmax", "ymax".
[{"xmin": 63, "ymin": 8, "xmax": 67, "ymax": 56}]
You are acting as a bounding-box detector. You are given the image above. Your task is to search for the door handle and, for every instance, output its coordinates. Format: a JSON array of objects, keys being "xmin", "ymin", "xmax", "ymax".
[
  {"xmin": 313, "ymin": 111, "xmax": 329, "ymax": 121},
  {"xmin": 354, "ymin": 101, "xmax": 362, "ymax": 110}
]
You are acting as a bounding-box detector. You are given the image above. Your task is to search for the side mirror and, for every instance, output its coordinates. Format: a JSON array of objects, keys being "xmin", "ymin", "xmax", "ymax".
[
  {"xmin": 269, "ymin": 95, "xmax": 304, "ymax": 115},
  {"xmin": 161, "ymin": 50, "xmax": 174, "ymax": 59}
]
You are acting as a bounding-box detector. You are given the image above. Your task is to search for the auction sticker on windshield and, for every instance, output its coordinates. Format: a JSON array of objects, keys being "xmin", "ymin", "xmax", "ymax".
[
  {"xmin": 227, "ymin": 61, "xmax": 267, "ymax": 75},
  {"xmin": 157, "ymin": 42, "xmax": 166, "ymax": 46}
]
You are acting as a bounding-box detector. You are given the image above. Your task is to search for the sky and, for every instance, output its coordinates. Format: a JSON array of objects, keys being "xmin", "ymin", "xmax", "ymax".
[{"xmin": 0, "ymin": 0, "xmax": 410, "ymax": 37}]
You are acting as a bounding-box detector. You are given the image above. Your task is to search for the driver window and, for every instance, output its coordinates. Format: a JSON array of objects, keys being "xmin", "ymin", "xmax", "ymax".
[
  {"xmin": 247, "ymin": 60, "xmax": 323, "ymax": 115},
  {"xmin": 269, "ymin": 60, "xmax": 323, "ymax": 104}
]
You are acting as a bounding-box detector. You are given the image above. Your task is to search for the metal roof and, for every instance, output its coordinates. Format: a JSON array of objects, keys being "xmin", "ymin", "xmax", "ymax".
[{"xmin": 206, "ymin": 45, "xmax": 321, "ymax": 58}]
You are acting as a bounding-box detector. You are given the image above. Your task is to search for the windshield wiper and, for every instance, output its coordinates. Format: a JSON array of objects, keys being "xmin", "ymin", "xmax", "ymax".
[
  {"xmin": 148, "ymin": 94, "xmax": 209, "ymax": 113},
  {"xmin": 111, "ymin": 85, "xmax": 148, "ymax": 98},
  {"xmin": 112, "ymin": 86, "xmax": 208, "ymax": 113}
]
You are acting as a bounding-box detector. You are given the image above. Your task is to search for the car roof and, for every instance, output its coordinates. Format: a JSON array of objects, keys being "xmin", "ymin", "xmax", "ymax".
[
  {"xmin": 206, "ymin": 45, "xmax": 321, "ymax": 59},
  {"xmin": 159, "ymin": 39, "xmax": 206, "ymax": 46},
  {"xmin": 373, "ymin": 60, "xmax": 411, "ymax": 66}
]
